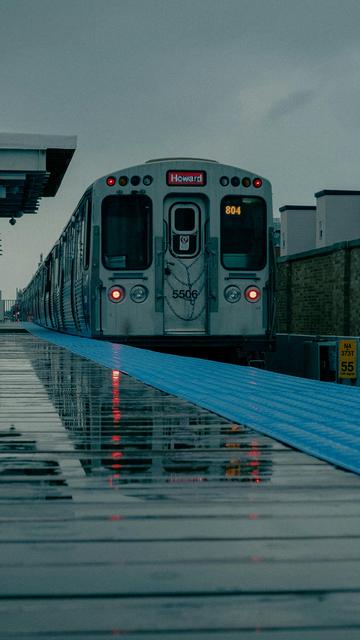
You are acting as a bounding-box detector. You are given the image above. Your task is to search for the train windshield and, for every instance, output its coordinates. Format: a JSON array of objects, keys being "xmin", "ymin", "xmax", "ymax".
[
  {"xmin": 102, "ymin": 195, "xmax": 152, "ymax": 269},
  {"xmin": 220, "ymin": 196, "xmax": 267, "ymax": 270}
]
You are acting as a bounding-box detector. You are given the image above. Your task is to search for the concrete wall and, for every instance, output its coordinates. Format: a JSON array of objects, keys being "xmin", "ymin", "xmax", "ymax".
[{"xmin": 277, "ymin": 239, "xmax": 360, "ymax": 336}]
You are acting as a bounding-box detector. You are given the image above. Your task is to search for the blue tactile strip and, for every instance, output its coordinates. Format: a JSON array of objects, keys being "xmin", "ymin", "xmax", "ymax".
[{"xmin": 23, "ymin": 323, "xmax": 360, "ymax": 475}]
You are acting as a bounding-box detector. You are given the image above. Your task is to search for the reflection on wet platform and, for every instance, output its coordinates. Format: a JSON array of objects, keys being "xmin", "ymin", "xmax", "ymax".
[
  {"xmin": 1, "ymin": 333, "xmax": 360, "ymax": 638},
  {"xmin": 23, "ymin": 337, "xmax": 274, "ymax": 489}
]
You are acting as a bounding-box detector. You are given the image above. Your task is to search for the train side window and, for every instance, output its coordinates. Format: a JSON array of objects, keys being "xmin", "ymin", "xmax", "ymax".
[
  {"xmin": 64, "ymin": 232, "xmax": 70, "ymax": 280},
  {"xmin": 60, "ymin": 237, "xmax": 68, "ymax": 282},
  {"xmin": 83, "ymin": 197, "xmax": 92, "ymax": 270},
  {"xmin": 220, "ymin": 196, "xmax": 267, "ymax": 270},
  {"xmin": 57, "ymin": 242, "xmax": 63, "ymax": 284},
  {"xmin": 101, "ymin": 194, "xmax": 152, "ymax": 269},
  {"xmin": 45, "ymin": 256, "xmax": 52, "ymax": 292}
]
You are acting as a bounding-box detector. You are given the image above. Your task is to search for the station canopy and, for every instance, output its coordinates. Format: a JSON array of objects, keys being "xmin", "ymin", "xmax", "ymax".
[{"xmin": 0, "ymin": 133, "xmax": 77, "ymax": 219}]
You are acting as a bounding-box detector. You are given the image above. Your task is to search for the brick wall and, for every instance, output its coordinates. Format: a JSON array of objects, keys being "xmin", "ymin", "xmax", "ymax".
[{"xmin": 277, "ymin": 240, "xmax": 360, "ymax": 335}]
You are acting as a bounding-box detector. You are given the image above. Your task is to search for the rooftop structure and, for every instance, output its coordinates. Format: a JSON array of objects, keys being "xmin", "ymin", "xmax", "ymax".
[
  {"xmin": 315, "ymin": 190, "xmax": 360, "ymax": 248},
  {"xmin": 279, "ymin": 205, "xmax": 316, "ymax": 256}
]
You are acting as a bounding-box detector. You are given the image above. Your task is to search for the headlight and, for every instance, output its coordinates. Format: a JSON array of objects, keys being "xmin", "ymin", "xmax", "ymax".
[
  {"xmin": 130, "ymin": 285, "xmax": 148, "ymax": 303},
  {"xmin": 224, "ymin": 285, "xmax": 241, "ymax": 303},
  {"xmin": 108, "ymin": 286, "xmax": 125, "ymax": 303},
  {"xmin": 245, "ymin": 286, "xmax": 261, "ymax": 303}
]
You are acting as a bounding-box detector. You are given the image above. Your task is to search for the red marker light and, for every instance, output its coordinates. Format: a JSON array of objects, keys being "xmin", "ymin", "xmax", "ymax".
[
  {"xmin": 108, "ymin": 286, "xmax": 125, "ymax": 303},
  {"xmin": 106, "ymin": 176, "xmax": 116, "ymax": 186},
  {"xmin": 245, "ymin": 286, "xmax": 261, "ymax": 303},
  {"xmin": 253, "ymin": 178, "xmax": 262, "ymax": 188}
]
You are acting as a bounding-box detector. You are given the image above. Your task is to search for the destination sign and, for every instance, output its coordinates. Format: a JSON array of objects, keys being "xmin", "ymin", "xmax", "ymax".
[{"xmin": 167, "ymin": 170, "xmax": 206, "ymax": 186}]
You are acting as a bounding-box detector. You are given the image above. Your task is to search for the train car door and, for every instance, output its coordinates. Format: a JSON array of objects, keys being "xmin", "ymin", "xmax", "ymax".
[{"xmin": 163, "ymin": 197, "xmax": 208, "ymax": 334}]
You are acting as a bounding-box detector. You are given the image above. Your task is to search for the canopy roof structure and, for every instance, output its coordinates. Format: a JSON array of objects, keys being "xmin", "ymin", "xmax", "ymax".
[{"xmin": 0, "ymin": 133, "xmax": 77, "ymax": 219}]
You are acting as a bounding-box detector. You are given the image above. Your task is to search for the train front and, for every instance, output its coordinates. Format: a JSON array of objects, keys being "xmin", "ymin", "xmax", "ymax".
[{"xmin": 90, "ymin": 159, "xmax": 275, "ymax": 359}]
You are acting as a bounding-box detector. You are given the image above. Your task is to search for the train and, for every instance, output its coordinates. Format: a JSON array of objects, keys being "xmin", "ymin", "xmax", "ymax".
[{"xmin": 20, "ymin": 158, "xmax": 276, "ymax": 361}]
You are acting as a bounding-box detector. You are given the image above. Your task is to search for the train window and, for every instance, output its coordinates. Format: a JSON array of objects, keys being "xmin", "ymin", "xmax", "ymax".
[
  {"xmin": 174, "ymin": 208, "xmax": 195, "ymax": 231},
  {"xmin": 169, "ymin": 203, "xmax": 200, "ymax": 258},
  {"xmin": 45, "ymin": 256, "xmax": 52, "ymax": 292},
  {"xmin": 101, "ymin": 194, "xmax": 152, "ymax": 269},
  {"xmin": 63, "ymin": 234, "xmax": 69, "ymax": 279},
  {"xmin": 57, "ymin": 242, "xmax": 62, "ymax": 284},
  {"xmin": 220, "ymin": 196, "xmax": 266, "ymax": 270},
  {"xmin": 83, "ymin": 197, "xmax": 92, "ymax": 270}
]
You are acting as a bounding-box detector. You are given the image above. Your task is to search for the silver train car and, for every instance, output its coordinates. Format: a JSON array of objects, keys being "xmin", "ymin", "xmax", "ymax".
[{"xmin": 20, "ymin": 158, "xmax": 276, "ymax": 359}]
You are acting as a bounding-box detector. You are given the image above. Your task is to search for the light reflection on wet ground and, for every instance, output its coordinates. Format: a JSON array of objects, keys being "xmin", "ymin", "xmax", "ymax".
[{"xmin": 21, "ymin": 334, "xmax": 275, "ymax": 491}]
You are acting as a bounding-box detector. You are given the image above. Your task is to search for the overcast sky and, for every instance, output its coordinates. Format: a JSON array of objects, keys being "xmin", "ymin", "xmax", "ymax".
[{"xmin": 1, "ymin": 0, "xmax": 360, "ymax": 298}]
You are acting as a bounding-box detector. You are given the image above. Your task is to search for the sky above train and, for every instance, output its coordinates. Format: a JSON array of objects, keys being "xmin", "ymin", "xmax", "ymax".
[{"xmin": 0, "ymin": 0, "xmax": 359, "ymax": 297}]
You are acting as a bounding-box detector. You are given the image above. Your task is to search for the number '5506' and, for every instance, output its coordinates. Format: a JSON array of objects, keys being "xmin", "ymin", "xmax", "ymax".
[{"xmin": 172, "ymin": 289, "xmax": 199, "ymax": 299}]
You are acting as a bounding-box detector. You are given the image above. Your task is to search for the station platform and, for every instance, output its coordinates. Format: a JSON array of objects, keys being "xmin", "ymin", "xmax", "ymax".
[
  {"xmin": 1, "ymin": 328, "xmax": 360, "ymax": 638},
  {"xmin": 0, "ymin": 321, "xmax": 27, "ymax": 333}
]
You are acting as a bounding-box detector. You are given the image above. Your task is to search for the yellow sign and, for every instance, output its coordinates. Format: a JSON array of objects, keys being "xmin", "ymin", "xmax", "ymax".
[{"xmin": 339, "ymin": 340, "xmax": 357, "ymax": 379}]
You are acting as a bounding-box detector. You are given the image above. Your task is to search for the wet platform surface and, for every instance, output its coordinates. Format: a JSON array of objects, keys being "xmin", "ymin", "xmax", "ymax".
[
  {"xmin": 24, "ymin": 323, "xmax": 360, "ymax": 476},
  {"xmin": 1, "ymin": 332, "xmax": 360, "ymax": 638}
]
